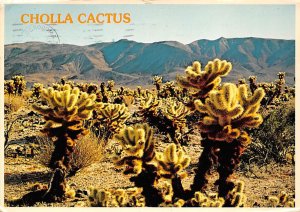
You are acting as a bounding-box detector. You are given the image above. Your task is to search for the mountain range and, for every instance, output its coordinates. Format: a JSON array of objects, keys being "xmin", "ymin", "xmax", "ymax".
[{"xmin": 4, "ymin": 37, "xmax": 295, "ymax": 86}]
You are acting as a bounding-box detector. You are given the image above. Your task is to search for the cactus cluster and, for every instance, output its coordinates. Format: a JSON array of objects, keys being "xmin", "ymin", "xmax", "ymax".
[
  {"xmin": 77, "ymin": 82, "xmax": 98, "ymax": 94},
  {"xmin": 249, "ymin": 72, "xmax": 292, "ymax": 107},
  {"xmin": 107, "ymin": 80, "xmax": 115, "ymax": 92},
  {"xmin": 162, "ymin": 99, "xmax": 190, "ymax": 144},
  {"xmin": 139, "ymin": 92, "xmax": 161, "ymax": 115},
  {"xmin": 13, "ymin": 58, "xmax": 292, "ymax": 207},
  {"xmin": 267, "ymin": 191, "xmax": 295, "ymax": 207},
  {"xmin": 113, "ymin": 123, "xmax": 192, "ymax": 206},
  {"xmin": 5, "ymin": 75, "xmax": 27, "ymax": 95},
  {"xmin": 190, "ymin": 192, "xmax": 225, "ymax": 207},
  {"xmin": 88, "ymin": 187, "xmax": 145, "ymax": 207}
]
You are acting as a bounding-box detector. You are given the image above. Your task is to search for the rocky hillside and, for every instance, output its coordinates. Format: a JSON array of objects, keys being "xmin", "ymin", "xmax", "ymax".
[{"xmin": 4, "ymin": 37, "xmax": 295, "ymax": 85}]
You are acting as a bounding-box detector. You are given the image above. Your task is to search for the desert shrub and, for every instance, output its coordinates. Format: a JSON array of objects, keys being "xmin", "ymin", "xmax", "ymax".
[
  {"xmin": 36, "ymin": 133, "xmax": 103, "ymax": 176},
  {"xmin": 4, "ymin": 94, "xmax": 26, "ymax": 114},
  {"xmin": 243, "ymin": 98, "xmax": 295, "ymax": 165},
  {"xmin": 4, "ymin": 94, "xmax": 27, "ymax": 150}
]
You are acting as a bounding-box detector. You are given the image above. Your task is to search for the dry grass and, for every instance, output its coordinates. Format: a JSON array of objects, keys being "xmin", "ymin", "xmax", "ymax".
[
  {"xmin": 4, "ymin": 94, "xmax": 26, "ymax": 113},
  {"xmin": 36, "ymin": 133, "xmax": 104, "ymax": 175}
]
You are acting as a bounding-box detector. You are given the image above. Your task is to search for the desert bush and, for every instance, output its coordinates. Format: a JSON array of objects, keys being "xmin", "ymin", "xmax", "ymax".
[
  {"xmin": 36, "ymin": 133, "xmax": 103, "ymax": 176},
  {"xmin": 243, "ymin": 98, "xmax": 295, "ymax": 165},
  {"xmin": 4, "ymin": 94, "xmax": 27, "ymax": 151},
  {"xmin": 4, "ymin": 94, "xmax": 25, "ymax": 114}
]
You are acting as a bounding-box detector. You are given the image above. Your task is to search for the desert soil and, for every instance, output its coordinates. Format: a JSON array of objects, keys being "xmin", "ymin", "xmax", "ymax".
[{"xmin": 4, "ymin": 136, "xmax": 295, "ymax": 207}]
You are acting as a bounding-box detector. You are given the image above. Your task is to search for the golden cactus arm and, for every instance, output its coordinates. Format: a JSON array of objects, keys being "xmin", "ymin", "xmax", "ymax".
[{"xmin": 166, "ymin": 143, "xmax": 178, "ymax": 163}]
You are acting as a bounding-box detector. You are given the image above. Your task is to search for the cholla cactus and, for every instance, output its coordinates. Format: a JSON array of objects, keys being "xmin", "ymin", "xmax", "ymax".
[
  {"xmin": 190, "ymin": 192, "xmax": 225, "ymax": 207},
  {"xmin": 227, "ymin": 181, "xmax": 247, "ymax": 207},
  {"xmin": 94, "ymin": 103, "xmax": 131, "ymax": 141},
  {"xmin": 5, "ymin": 75, "xmax": 27, "ymax": 95},
  {"xmin": 32, "ymin": 84, "xmax": 102, "ymax": 200},
  {"xmin": 88, "ymin": 187, "xmax": 145, "ymax": 207},
  {"xmin": 113, "ymin": 124, "xmax": 192, "ymax": 206},
  {"xmin": 156, "ymin": 144, "xmax": 190, "ymax": 179},
  {"xmin": 162, "ymin": 99, "xmax": 190, "ymax": 144},
  {"xmin": 177, "ymin": 59, "xmax": 232, "ymax": 99},
  {"xmin": 89, "ymin": 188, "xmax": 112, "ymax": 207},
  {"xmin": 4, "ymin": 80, "xmax": 15, "ymax": 95},
  {"xmin": 114, "ymin": 124, "xmax": 162, "ymax": 206},
  {"xmin": 160, "ymin": 81, "xmax": 177, "ymax": 98},
  {"xmin": 153, "ymin": 76, "xmax": 163, "ymax": 91},
  {"xmin": 275, "ymin": 72, "xmax": 286, "ymax": 97},
  {"xmin": 31, "ymin": 83, "xmax": 44, "ymax": 98},
  {"xmin": 238, "ymin": 78, "xmax": 246, "ymax": 85},
  {"xmin": 191, "ymin": 83, "xmax": 265, "ymax": 202},
  {"xmin": 107, "ymin": 80, "xmax": 115, "ymax": 92},
  {"xmin": 77, "ymin": 82, "xmax": 98, "ymax": 94},
  {"xmin": 155, "ymin": 144, "xmax": 190, "ymax": 200},
  {"xmin": 194, "ymin": 83, "xmax": 265, "ymax": 142},
  {"xmin": 248, "ymin": 76, "xmax": 258, "ymax": 94},
  {"xmin": 267, "ymin": 191, "xmax": 295, "ymax": 207},
  {"xmin": 139, "ymin": 92, "xmax": 161, "ymax": 116},
  {"xmin": 51, "ymin": 82, "xmax": 61, "ymax": 90},
  {"xmin": 114, "ymin": 124, "xmax": 155, "ymax": 175}
]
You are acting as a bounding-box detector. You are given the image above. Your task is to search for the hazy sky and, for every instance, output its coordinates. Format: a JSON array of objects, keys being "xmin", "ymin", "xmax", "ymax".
[{"xmin": 5, "ymin": 4, "xmax": 295, "ymax": 45}]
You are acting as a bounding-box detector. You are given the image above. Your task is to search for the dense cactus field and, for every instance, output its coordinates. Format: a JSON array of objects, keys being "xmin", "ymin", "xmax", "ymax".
[{"xmin": 4, "ymin": 59, "xmax": 295, "ymax": 207}]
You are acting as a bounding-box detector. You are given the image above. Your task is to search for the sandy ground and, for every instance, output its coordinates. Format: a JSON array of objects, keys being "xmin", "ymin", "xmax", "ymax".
[{"xmin": 4, "ymin": 137, "xmax": 295, "ymax": 207}]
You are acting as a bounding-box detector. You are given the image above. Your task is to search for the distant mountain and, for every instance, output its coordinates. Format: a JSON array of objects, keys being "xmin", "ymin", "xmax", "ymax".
[{"xmin": 4, "ymin": 37, "xmax": 295, "ymax": 86}]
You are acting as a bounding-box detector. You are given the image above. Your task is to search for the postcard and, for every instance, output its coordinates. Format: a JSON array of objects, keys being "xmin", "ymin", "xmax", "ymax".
[{"xmin": 1, "ymin": 2, "xmax": 297, "ymax": 209}]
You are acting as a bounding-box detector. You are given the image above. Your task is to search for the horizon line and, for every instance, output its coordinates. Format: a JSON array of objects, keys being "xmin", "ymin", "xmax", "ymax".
[{"xmin": 4, "ymin": 36, "xmax": 296, "ymax": 46}]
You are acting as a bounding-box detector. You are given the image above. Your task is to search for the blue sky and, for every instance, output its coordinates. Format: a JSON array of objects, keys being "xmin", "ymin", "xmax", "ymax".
[{"xmin": 5, "ymin": 4, "xmax": 295, "ymax": 45}]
